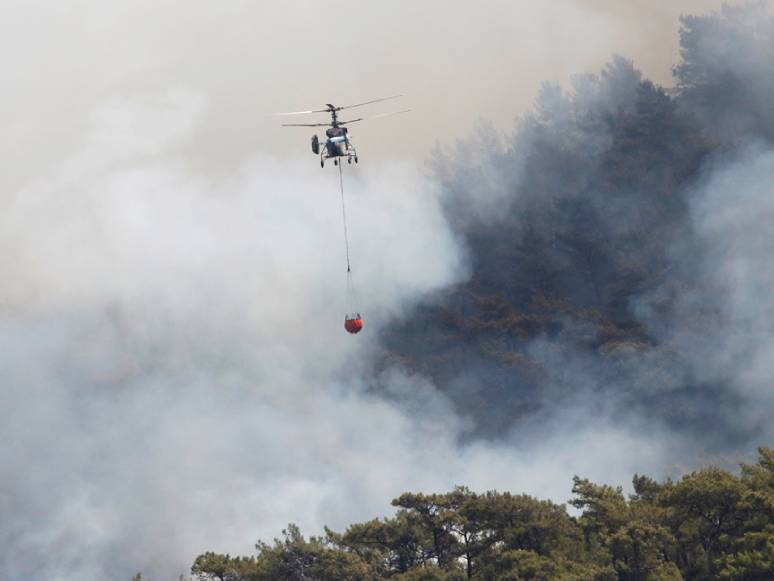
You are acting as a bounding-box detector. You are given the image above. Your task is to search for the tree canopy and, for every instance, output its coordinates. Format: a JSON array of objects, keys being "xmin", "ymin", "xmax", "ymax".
[{"xmin": 190, "ymin": 448, "xmax": 774, "ymax": 580}]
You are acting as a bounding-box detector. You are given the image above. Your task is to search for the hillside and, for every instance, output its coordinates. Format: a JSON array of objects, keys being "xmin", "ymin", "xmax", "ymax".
[{"xmin": 380, "ymin": 3, "xmax": 774, "ymax": 447}]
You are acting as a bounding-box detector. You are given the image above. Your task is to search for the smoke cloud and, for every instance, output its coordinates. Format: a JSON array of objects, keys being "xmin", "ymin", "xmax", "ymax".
[
  {"xmin": 382, "ymin": 3, "xmax": 774, "ymax": 481},
  {"xmin": 0, "ymin": 93, "xmax": 676, "ymax": 580},
  {"xmin": 4, "ymin": 3, "xmax": 773, "ymax": 580},
  {"xmin": 670, "ymin": 144, "xmax": 774, "ymax": 435}
]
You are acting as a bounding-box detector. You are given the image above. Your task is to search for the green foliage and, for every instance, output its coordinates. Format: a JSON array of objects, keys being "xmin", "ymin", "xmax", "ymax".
[
  {"xmin": 191, "ymin": 551, "xmax": 258, "ymax": 580},
  {"xmin": 393, "ymin": 566, "xmax": 466, "ymax": 581},
  {"xmin": 191, "ymin": 525, "xmax": 371, "ymax": 580},
  {"xmin": 607, "ymin": 521, "xmax": 679, "ymax": 580},
  {"xmin": 658, "ymin": 467, "xmax": 747, "ymax": 578},
  {"xmin": 714, "ymin": 448, "xmax": 774, "ymax": 580},
  {"xmin": 191, "ymin": 450, "xmax": 774, "ymax": 580}
]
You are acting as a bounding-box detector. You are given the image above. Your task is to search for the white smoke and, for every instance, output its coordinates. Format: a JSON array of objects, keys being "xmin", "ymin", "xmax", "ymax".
[
  {"xmin": 674, "ymin": 144, "xmax": 774, "ymax": 433},
  {"xmin": 0, "ymin": 93, "xmax": 683, "ymax": 580}
]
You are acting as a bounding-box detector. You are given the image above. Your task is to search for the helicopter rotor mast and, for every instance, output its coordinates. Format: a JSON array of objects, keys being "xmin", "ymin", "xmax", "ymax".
[{"xmin": 327, "ymin": 105, "xmax": 340, "ymax": 127}]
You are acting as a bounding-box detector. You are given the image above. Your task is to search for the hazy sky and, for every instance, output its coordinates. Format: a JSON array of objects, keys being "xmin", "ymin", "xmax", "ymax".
[{"xmin": 2, "ymin": 0, "xmax": 728, "ymax": 190}]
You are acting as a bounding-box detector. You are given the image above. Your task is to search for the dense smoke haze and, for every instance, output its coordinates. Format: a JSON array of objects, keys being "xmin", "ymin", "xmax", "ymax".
[
  {"xmin": 1, "ymin": 94, "xmax": 459, "ymax": 578},
  {"xmin": 382, "ymin": 3, "xmax": 774, "ymax": 457},
  {"xmin": 1, "ymin": 96, "xmax": 679, "ymax": 579},
  {"xmin": 3, "ymin": 2, "xmax": 774, "ymax": 580}
]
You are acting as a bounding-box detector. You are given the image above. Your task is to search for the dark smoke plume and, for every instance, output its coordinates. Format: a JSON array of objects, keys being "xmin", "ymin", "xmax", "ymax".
[{"xmin": 382, "ymin": 3, "xmax": 774, "ymax": 455}]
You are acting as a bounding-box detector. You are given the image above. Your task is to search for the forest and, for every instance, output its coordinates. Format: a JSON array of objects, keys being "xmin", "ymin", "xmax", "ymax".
[
  {"xmin": 188, "ymin": 4, "xmax": 774, "ymax": 580},
  {"xmin": 189, "ymin": 448, "xmax": 774, "ymax": 580},
  {"xmin": 381, "ymin": 1, "xmax": 774, "ymax": 445}
]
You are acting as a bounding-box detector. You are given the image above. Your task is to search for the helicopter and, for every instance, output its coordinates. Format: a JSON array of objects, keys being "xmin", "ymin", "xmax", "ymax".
[{"xmin": 274, "ymin": 95, "xmax": 410, "ymax": 167}]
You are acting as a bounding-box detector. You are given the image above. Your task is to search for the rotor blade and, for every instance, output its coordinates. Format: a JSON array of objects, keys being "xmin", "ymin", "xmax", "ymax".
[
  {"xmin": 281, "ymin": 123, "xmax": 331, "ymax": 127},
  {"xmin": 336, "ymin": 94, "xmax": 403, "ymax": 111},
  {"xmin": 272, "ymin": 108, "xmax": 329, "ymax": 116},
  {"xmin": 340, "ymin": 110, "xmax": 411, "ymax": 125},
  {"xmin": 368, "ymin": 108, "xmax": 412, "ymax": 119}
]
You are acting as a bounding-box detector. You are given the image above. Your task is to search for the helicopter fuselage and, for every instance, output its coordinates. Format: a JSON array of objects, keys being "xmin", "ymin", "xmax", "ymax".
[
  {"xmin": 326, "ymin": 127, "xmax": 348, "ymax": 155},
  {"xmin": 315, "ymin": 126, "xmax": 358, "ymax": 167}
]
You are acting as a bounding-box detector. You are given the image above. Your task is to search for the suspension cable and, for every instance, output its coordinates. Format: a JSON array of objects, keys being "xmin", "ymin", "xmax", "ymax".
[{"xmin": 338, "ymin": 162, "xmax": 351, "ymax": 273}]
